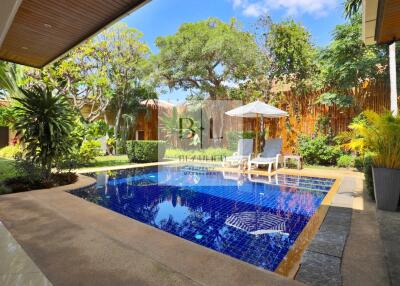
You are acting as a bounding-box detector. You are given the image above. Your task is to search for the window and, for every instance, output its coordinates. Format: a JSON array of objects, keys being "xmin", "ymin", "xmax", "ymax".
[{"xmin": 136, "ymin": 130, "xmax": 145, "ymax": 140}]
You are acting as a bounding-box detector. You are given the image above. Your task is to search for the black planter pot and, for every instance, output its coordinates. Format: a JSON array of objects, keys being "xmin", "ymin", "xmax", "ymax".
[{"xmin": 372, "ymin": 167, "xmax": 400, "ymax": 211}]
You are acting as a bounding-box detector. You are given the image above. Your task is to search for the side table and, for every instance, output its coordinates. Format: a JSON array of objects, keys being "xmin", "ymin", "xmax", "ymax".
[{"xmin": 283, "ymin": 155, "xmax": 303, "ymax": 170}]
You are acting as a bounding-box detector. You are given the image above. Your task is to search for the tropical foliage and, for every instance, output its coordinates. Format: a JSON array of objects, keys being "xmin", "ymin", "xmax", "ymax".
[
  {"xmin": 0, "ymin": 144, "xmax": 21, "ymax": 159},
  {"xmin": 319, "ymin": 13, "xmax": 388, "ymax": 110},
  {"xmin": 11, "ymin": 86, "xmax": 75, "ymax": 178},
  {"xmin": 21, "ymin": 23, "xmax": 155, "ymax": 138},
  {"xmin": 0, "ymin": 0, "xmax": 397, "ymax": 191},
  {"xmin": 298, "ymin": 135, "xmax": 343, "ymax": 166},
  {"xmin": 341, "ymin": 111, "xmax": 400, "ymax": 169}
]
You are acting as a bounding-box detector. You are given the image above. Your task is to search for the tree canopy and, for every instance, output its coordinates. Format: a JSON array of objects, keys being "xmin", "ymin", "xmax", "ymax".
[
  {"xmin": 319, "ymin": 13, "xmax": 388, "ymax": 102},
  {"xmin": 265, "ymin": 19, "xmax": 318, "ymax": 94},
  {"xmin": 154, "ymin": 17, "xmax": 264, "ymax": 100}
]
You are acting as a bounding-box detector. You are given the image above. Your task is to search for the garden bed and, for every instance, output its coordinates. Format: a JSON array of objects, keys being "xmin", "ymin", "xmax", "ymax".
[{"xmin": 1, "ymin": 172, "xmax": 78, "ymax": 194}]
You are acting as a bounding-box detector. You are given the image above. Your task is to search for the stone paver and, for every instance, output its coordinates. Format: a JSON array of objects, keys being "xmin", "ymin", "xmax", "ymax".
[
  {"xmin": 295, "ymin": 177, "xmax": 355, "ymax": 286},
  {"xmin": 376, "ymin": 209, "xmax": 400, "ymax": 286},
  {"xmin": 296, "ymin": 251, "xmax": 341, "ymax": 286},
  {"xmin": 342, "ymin": 210, "xmax": 390, "ymax": 286},
  {"xmin": 0, "ymin": 222, "xmax": 52, "ymax": 286}
]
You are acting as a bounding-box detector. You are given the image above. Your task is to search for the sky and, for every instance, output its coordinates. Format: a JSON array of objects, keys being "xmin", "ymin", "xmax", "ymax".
[{"xmin": 121, "ymin": 0, "xmax": 346, "ymax": 103}]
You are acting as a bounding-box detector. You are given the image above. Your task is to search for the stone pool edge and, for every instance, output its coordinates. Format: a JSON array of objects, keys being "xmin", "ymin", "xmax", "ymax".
[{"xmin": 274, "ymin": 169, "xmax": 342, "ymax": 277}]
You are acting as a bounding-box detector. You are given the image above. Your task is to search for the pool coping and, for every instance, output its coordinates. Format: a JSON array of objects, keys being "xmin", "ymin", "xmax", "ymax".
[
  {"xmin": 274, "ymin": 169, "xmax": 342, "ymax": 277},
  {"xmin": 77, "ymin": 161, "xmax": 342, "ymax": 278}
]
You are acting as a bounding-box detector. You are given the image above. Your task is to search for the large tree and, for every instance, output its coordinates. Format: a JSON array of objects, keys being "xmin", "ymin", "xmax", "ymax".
[
  {"xmin": 319, "ymin": 13, "xmax": 388, "ymax": 108},
  {"xmin": 154, "ymin": 18, "xmax": 264, "ymax": 100},
  {"xmin": 94, "ymin": 23, "xmax": 152, "ymax": 138},
  {"xmin": 265, "ymin": 19, "xmax": 318, "ymax": 96},
  {"xmin": 20, "ymin": 23, "xmax": 152, "ymax": 138}
]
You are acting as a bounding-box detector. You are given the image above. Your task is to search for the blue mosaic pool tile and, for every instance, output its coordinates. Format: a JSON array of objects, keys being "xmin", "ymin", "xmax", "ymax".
[{"xmin": 70, "ymin": 165, "xmax": 334, "ymax": 272}]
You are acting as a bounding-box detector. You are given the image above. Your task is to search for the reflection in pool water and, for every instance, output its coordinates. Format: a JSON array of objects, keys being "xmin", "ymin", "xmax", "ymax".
[{"xmin": 71, "ymin": 165, "xmax": 334, "ymax": 271}]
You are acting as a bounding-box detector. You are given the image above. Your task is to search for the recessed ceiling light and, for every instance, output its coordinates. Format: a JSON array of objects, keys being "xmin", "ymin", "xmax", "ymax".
[{"xmin": 44, "ymin": 23, "xmax": 52, "ymax": 28}]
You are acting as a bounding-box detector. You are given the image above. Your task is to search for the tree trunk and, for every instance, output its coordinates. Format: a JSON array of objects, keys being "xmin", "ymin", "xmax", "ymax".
[
  {"xmin": 389, "ymin": 42, "xmax": 398, "ymax": 116},
  {"xmin": 114, "ymin": 103, "xmax": 123, "ymax": 146}
]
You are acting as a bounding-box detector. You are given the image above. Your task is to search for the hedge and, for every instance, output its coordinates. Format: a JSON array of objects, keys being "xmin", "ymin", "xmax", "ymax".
[
  {"xmin": 126, "ymin": 140, "xmax": 166, "ymax": 163},
  {"xmin": 165, "ymin": 148, "xmax": 233, "ymax": 161}
]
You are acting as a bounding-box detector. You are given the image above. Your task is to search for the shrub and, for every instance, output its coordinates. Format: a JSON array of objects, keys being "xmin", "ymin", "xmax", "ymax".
[
  {"xmin": 226, "ymin": 131, "xmax": 255, "ymax": 150},
  {"xmin": 127, "ymin": 140, "xmax": 166, "ymax": 163},
  {"xmin": 298, "ymin": 135, "xmax": 343, "ymax": 165},
  {"xmin": 165, "ymin": 148, "xmax": 233, "ymax": 161},
  {"xmin": 354, "ymin": 156, "xmax": 364, "ymax": 171},
  {"xmin": 342, "ymin": 111, "xmax": 400, "ymax": 169},
  {"xmin": 0, "ymin": 184, "xmax": 12, "ymax": 195},
  {"xmin": 0, "ymin": 144, "xmax": 21, "ymax": 158},
  {"xmin": 79, "ymin": 140, "xmax": 103, "ymax": 164},
  {"xmin": 116, "ymin": 140, "xmax": 127, "ymax": 155},
  {"xmin": 363, "ymin": 154, "xmax": 375, "ymax": 200},
  {"xmin": 337, "ymin": 154, "xmax": 355, "ymax": 168},
  {"xmin": 13, "ymin": 155, "xmax": 42, "ymax": 179}
]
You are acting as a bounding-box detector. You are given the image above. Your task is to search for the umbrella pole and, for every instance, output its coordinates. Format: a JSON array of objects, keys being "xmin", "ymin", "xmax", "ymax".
[{"xmin": 255, "ymin": 114, "xmax": 259, "ymax": 154}]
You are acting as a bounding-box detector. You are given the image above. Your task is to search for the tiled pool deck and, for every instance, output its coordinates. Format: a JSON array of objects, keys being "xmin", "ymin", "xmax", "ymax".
[
  {"xmin": 0, "ymin": 222, "xmax": 52, "ymax": 286},
  {"xmin": 0, "ymin": 163, "xmax": 398, "ymax": 286}
]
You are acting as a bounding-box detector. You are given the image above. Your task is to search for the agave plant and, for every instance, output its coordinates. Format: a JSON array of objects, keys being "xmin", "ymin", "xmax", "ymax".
[
  {"xmin": 12, "ymin": 86, "xmax": 75, "ymax": 178},
  {"xmin": 340, "ymin": 111, "xmax": 400, "ymax": 169}
]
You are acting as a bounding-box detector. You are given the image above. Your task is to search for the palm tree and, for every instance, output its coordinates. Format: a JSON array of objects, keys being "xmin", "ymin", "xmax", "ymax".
[
  {"xmin": 344, "ymin": 0, "xmax": 362, "ymax": 19},
  {"xmin": 160, "ymin": 106, "xmax": 180, "ymax": 147}
]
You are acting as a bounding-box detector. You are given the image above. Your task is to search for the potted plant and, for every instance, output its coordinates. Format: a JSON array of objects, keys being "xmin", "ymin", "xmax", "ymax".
[{"xmin": 341, "ymin": 111, "xmax": 400, "ymax": 211}]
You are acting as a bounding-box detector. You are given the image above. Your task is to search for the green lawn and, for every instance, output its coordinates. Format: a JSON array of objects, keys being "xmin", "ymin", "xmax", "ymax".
[
  {"xmin": 85, "ymin": 155, "xmax": 131, "ymax": 168},
  {"xmin": 0, "ymin": 158, "xmax": 17, "ymax": 181}
]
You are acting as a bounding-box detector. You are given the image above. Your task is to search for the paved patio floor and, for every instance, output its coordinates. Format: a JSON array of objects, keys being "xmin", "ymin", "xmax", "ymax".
[{"xmin": 0, "ymin": 222, "xmax": 52, "ymax": 286}]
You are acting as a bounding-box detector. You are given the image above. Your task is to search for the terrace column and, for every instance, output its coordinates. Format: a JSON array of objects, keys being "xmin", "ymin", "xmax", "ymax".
[{"xmin": 389, "ymin": 42, "xmax": 398, "ymax": 116}]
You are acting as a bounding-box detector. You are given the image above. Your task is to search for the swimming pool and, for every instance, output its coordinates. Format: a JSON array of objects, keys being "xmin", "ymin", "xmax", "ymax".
[{"xmin": 71, "ymin": 164, "xmax": 335, "ymax": 272}]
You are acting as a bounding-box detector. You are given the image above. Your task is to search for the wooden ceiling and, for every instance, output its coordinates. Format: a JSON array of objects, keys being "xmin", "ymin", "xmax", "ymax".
[
  {"xmin": 376, "ymin": 0, "xmax": 400, "ymax": 44},
  {"xmin": 0, "ymin": 0, "xmax": 148, "ymax": 68}
]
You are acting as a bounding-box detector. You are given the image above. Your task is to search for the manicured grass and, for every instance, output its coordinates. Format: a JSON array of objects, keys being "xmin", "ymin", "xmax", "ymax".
[
  {"xmin": 0, "ymin": 158, "xmax": 16, "ymax": 181},
  {"xmin": 85, "ymin": 155, "xmax": 130, "ymax": 168}
]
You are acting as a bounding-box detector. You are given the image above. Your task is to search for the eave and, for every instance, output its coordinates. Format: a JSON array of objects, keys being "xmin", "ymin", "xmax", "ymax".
[{"xmin": 0, "ymin": 0, "xmax": 149, "ymax": 68}]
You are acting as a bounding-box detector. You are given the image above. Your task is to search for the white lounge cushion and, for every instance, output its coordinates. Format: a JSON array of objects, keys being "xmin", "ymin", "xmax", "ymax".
[
  {"xmin": 225, "ymin": 155, "xmax": 249, "ymax": 162},
  {"xmin": 250, "ymin": 157, "xmax": 275, "ymax": 164}
]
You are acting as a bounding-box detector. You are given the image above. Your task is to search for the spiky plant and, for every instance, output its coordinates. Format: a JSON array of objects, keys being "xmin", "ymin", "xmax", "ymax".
[
  {"xmin": 344, "ymin": 0, "xmax": 362, "ymax": 19},
  {"xmin": 0, "ymin": 61, "xmax": 20, "ymax": 98},
  {"xmin": 12, "ymin": 86, "xmax": 74, "ymax": 178},
  {"xmin": 340, "ymin": 111, "xmax": 400, "ymax": 169}
]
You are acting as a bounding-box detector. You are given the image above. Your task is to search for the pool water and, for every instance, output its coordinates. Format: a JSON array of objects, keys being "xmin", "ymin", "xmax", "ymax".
[{"xmin": 71, "ymin": 165, "xmax": 335, "ymax": 272}]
